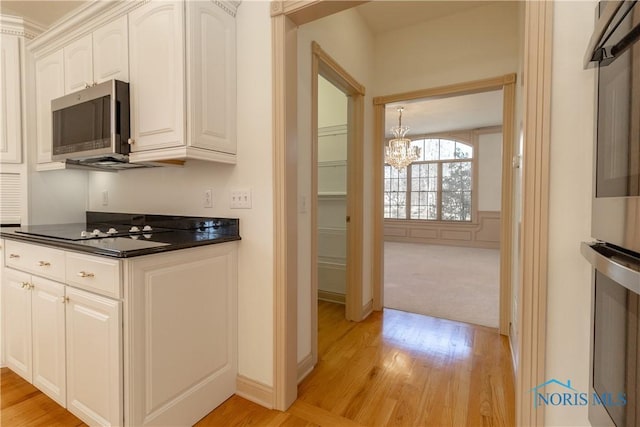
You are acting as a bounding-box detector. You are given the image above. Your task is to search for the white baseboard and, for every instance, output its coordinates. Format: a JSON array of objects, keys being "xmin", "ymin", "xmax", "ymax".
[
  {"xmin": 236, "ymin": 375, "xmax": 274, "ymax": 409},
  {"xmin": 361, "ymin": 299, "xmax": 373, "ymax": 319},
  {"xmin": 297, "ymin": 353, "xmax": 314, "ymax": 384},
  {"xmin": 318, "ymin": 289, "xmax": 345, "ymax": 304}
]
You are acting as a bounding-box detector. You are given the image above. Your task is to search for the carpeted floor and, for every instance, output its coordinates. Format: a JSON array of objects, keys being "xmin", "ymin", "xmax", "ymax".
[{"xmin": 384, "ymin": 241, "xmax": 500, "ymax": 328}]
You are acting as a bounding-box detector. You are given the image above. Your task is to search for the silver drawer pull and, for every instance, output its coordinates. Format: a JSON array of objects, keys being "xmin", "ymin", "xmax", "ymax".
[
  {"xmin": 9, "ymin": 253, "xmax": 20, "ymax": 259},
  {"xmin": 38, "ymin": 261, "xmax": 51, "ymax": 267},
  {"xmin": 20, "ymin": 281, "xmax": 29, "ymax": 288},
  {"xmin": 77, "ymin": 271, "xmax": 95, "ymax": 278}
]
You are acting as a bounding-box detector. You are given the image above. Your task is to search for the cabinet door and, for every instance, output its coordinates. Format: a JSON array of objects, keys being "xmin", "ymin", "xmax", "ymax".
[
  {"xmin": 31, "ymin": 277, "xmax": 66, "ymax": 407},
  {"xmin": 187, "ymin": 1, "xmax": 236, "ymax": 155},
  {"xmin": 93, "ymin": 15, "xmax": 129, "ymax": 84},
  {"xmin": 35, "ymin": 50, "xmax": 65, "ymax": 163},
  {"xmin": 66, "ymin": 286, "xmax": 122, "ymax": 427},
  {"xmin": 2, "ymin": 268, "xmax": 32, "ymax": 382},
  {"xmin": 0, "ymin": 35, "xmax": 22, "ymax": 163},
  {"xmin": 128, "ymin": 1, "xmax": 185, "ymax": 152},
  {"xmin": 64, "ymin": 34, "xmax": 93, "ymax": 94}
]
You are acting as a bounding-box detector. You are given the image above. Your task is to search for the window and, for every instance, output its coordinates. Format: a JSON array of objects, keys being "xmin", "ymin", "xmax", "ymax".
[{"xmin": 384, "ymin": 138, "xmax": 473, "ymax": 221}]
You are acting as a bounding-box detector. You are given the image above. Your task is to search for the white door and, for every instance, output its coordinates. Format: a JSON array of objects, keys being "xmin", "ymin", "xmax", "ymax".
[
  {"xmin": 35, "ymin": 50, "xmax": 65, "ymax": 163},
  {"xmin": 93, "ymin": 15, "xmax": 129, "ymax": 84},
  {"xmin": 64, "ymin": 34, "xmax": 93, "ymax": 94},
  {"xmin": 31, "ymin": 277, "xmax": 66, "ymax": 406},
  {"xmin": 66, "ymin": 286, "xmax": 122, "ymax": 427},
  {"xmin": 128, "ymin": 1, "xmax": 185, "ymax": 151},
  {"xmin": 3, "ymin": 269, "xmax": 32, "ymax": 382}
]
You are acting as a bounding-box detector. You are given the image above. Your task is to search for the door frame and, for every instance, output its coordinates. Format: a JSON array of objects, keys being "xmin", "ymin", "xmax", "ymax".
[
  {"xmin": 310, "ymin": 41, "xmax": 366, "ymax": 367},
  {"xmin": 271, "ymin": 2, "xmax": 553, "ymax": 425},
  {"xmin": 372, "ymin": 73, "xmax": 516, "ymax": 336}
]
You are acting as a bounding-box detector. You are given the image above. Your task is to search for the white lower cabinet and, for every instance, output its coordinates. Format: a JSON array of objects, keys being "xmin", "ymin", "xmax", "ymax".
[
  {"xmin": 2, "ymin": 241, "xmax": 238, "ymax": 426},
  {"xmin": 66, "ymin": 286, "xmax": 122, "ymax": 426},
  {"xmin": 3, "ymin": 269, "xmax": 66, "ymax": 406}
]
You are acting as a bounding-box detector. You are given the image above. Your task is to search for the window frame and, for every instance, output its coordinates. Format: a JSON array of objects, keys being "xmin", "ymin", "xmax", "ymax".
[{"xmin": 384, "ymin": 131, "xmax": 479, "ymax": 223}]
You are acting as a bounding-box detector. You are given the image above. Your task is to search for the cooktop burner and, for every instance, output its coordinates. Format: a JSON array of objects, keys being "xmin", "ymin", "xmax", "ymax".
[{"xmin": 15, "ymin": 223, "xmax": 170, "ymax": 241}]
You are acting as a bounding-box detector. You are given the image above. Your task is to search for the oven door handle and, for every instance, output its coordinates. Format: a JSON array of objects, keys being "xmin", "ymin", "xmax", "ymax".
[{"xmin": 581, "ymin": 242, "xmax": 640, "ymax": 295}]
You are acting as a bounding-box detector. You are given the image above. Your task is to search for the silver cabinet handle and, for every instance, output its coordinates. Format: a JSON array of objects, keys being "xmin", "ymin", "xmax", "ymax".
[
  {"xmin": 20, "ymin": 282, "xmax": 33, "ymax": 290},
  {"xmin": 9, "ymin": 253, "xmax": 20, "ymax": 259},
  {"xmin": 77, "ymin": 271, "xmax": 95, "ymax": 278},
  {"xmin": 127, "ymin": 138, "xmax": 135, "ymax": 145},
  {"xmin": 61, "ymin": 296, "xmax": 70, "ymax": 304},
  {"xmin": 38, "ymin": 261, "xmax": 51, "ymax": 267}
]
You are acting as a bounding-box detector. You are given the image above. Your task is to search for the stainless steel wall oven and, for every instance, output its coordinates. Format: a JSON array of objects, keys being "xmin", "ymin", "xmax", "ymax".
[{"xmin": 584, "ymin": 1, "xmax": 640, "ymax": 425}]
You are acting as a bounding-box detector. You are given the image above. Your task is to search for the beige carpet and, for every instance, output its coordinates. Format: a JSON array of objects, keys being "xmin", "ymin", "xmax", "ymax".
[{"xmin": 384, "ymin": 242, "xmax": 500, "ymax": 328}]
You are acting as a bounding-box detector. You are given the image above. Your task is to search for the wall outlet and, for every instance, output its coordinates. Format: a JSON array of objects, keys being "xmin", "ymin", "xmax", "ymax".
[
  {"xmin": 101, "ymin": 190, "xmax": 109, "ymax": 206},
  {"xmin": 230, "ymin": 189, "xmax": 252, "ymax": 209},
  {"xmin": 203, "ymin": 189, "xmax": 213, "ymax": 208}
]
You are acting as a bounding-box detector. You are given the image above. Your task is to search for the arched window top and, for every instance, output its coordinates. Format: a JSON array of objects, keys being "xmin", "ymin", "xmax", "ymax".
[{"xmin": 410, "ymin": 138, "xmax": 473, "ymax": 161}]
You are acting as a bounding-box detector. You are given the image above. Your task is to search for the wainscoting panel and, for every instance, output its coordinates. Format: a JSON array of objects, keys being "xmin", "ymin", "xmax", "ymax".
[{"xmin": 384, "ymin": 211, "xmax": 501, "ymax": 249}]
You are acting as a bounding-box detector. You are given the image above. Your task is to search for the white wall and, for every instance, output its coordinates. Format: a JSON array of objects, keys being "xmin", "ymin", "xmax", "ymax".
[
  {"xmin": 87, "ymin": 1, "xmax": 275, "ymax": 388},
  {"xmin": 545, "ymin": 1, "xmax": 596, "ymax": 425},
  {"xmin": 373, "ymin": 2, "xmax": 520, "ymax": 96},
  {"xmin": 318, "ymin": 76, "xmax": 347, "ymax": 129},
  {"xmin": 477, "ymin": 132, "xmax": 502, "ymax": 212},
  {"xmin": 297, "ymin": 8, "xmax": 375, "ymax": 364}
]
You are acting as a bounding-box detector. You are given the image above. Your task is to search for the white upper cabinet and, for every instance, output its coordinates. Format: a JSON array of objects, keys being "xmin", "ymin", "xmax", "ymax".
[
  {"xmin": 128, "ymin": 0, "xmax": 238, "ymax": 164},
  {"xmin": 0, "ymin": 35, "xmax": 22, "ymax": 163},
  {"xmin": 187, "ymin": 1, "xmax": 236, "ymax": 155},
  {"xmin": 93, "ymin": 15, "xmax": 129, "ymax": 84},
  {"xmin": 64, "ymin": 34, "xmax": 93, "ymax": 94},
  {"xmin": 128, "ymin": 1, "xmax": 185, "ymax": 152},
  {"xmin": 64, "ymin": 15, "xmax": 128, "ymax": 94},
  {"xmin": 35, "ymin": 50, "xmax": 64, "ymax": 164}
]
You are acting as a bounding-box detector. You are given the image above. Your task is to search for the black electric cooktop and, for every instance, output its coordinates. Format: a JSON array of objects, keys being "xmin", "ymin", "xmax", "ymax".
[{"xmin": 1, "ymin": 212, "xmax": 240, "ymax": 258}]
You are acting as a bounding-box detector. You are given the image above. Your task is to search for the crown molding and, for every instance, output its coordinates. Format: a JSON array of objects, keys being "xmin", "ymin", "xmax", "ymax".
[
  {"xmin": 27, "ymin": 0, "xmax": 146, "ymax": 58},
  {"xmin": 27, "ymin": 0, "xmax": 240, "ymax": 59},
  {"xmin": 0, "ymin": 14, "xmax": 46, "ymax": 39}
]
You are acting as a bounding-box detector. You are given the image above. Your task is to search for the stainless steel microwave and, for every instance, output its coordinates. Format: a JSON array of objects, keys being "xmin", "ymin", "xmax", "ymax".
[{"xmin": 51, "ymin": 79, "xmax": 130, "ymax": 162}]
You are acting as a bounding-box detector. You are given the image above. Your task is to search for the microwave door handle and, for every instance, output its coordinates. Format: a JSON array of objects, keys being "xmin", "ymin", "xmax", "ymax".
[{"xmin": 581, "ymin": 242, "xmax": 640, "ymax": 295}]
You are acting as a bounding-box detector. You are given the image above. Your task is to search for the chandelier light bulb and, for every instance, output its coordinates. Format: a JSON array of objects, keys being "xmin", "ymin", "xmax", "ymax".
[{"xmin": 385, "ymin": 107, "xmax": 420, "ymax": 170}]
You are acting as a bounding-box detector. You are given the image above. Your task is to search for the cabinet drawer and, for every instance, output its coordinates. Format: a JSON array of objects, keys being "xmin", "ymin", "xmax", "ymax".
[
  {"xmin": 65, "ymin": 252, "xmax": 121, "ymax": 298},
  {"xmin": 5, "ymin": 240, "xmax": 66, "ymax": 282}
]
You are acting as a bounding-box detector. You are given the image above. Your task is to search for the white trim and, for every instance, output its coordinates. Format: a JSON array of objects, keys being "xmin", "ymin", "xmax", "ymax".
[
  {"xmin": 318, "ymin": 124, "xmax": 347, "ymax": 137},
  {"xmin": 0, "ymin": 15, "xmax": 45, "ymax": 39},
  {"xmin": 129, "ymin": 147, "xmax": 236, "ymax": 164},
  {"xmin": 296, "ymin": 353, "xmax": 315, "ymax": 384},
  {"xmin": 236, "ymin": 375, "xmax": 274, "ymax": 409}
]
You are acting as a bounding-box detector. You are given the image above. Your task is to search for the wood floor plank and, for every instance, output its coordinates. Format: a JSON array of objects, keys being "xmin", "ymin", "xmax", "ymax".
[{"xmin": 1, "ymin": 301, "xmax": 515, "ymax": 426}]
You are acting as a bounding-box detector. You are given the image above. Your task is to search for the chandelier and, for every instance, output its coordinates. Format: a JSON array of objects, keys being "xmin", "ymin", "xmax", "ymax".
[{"xmin": 385, "ymin": 107, "xmax": 420, "ymax": 170}]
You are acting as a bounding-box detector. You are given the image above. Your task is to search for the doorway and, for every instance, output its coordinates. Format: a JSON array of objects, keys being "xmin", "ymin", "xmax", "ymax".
[
  {"xmin": 310, "ymin": 42, "xmax": 366, "ymax": 369},
  {"xmin": 372, "ymin": 75, "xmax": 517, "ymax": 335},
  {"xmin": 382, "ymin": 92, "xmax": 504, "ymax": 329}
]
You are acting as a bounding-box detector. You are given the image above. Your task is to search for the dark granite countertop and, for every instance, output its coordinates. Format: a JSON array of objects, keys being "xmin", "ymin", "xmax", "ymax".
[{"xmin": 0, "ymin": 212, "xmax": 241, "ymax": 258}]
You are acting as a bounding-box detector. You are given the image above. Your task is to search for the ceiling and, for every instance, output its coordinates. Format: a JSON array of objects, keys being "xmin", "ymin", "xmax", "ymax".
[
  {"xmin": 1, "ymin": 1, "xmax": 87, "ymax": 28},
  {"xmin": 385, "ymin": 91, "xmax": 503, "ymax": 137},
  {"xmin": 3, "ymin": 0, "xmax": 504, "ymax": 134},
  {"xmin": 355, "ymin": 0, "xmax": 498, "ymax": 34}
]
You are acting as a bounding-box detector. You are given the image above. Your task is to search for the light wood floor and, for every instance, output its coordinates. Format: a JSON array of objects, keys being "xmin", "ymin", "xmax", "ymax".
[{"xmin": 1, "ymin": 301, "xmax": 514, "ymax": 426}]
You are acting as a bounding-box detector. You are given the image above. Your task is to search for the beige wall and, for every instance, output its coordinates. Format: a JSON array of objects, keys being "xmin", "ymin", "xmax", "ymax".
[
  {"xmin": 87, "ymin": 1, "xmax": 275, "ymax": 387},
  {"xmin": 477, "ymin": 132, "xmax": 502, "ymax": 212},
  {"xmin": 545, "ymin": 1, "xmax": 596, "ymax": 425},
  {"xmin": 373, "ymin": 2, "xmax": 520, "ymax": 96}
]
